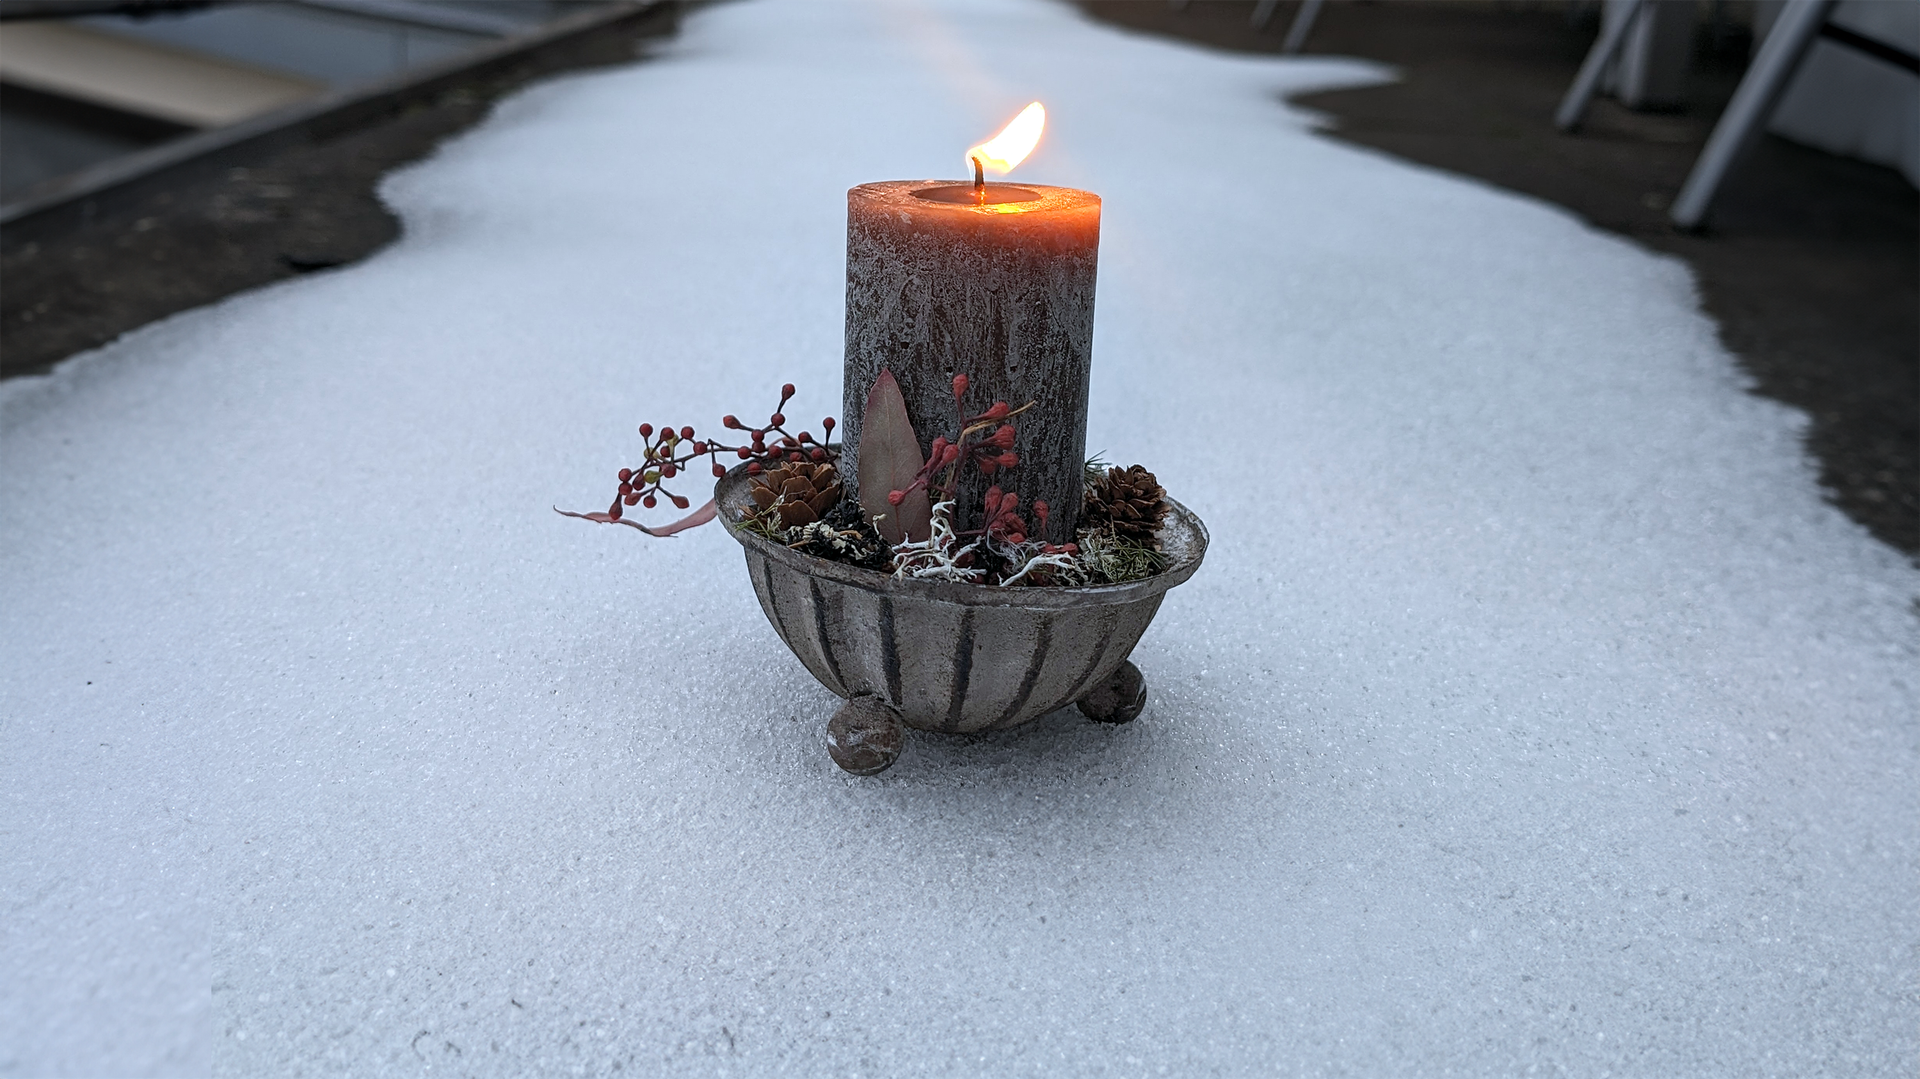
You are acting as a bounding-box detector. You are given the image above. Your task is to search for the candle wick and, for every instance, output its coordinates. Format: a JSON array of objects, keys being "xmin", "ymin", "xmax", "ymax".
[{"xmin": 970, "ymin": 156, "xmax": 984, "ymax": 203}]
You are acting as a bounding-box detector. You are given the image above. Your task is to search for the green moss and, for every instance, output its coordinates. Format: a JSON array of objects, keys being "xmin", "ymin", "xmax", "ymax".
[{"xmin": 1075, "ymin": 528, "xmax": 1168, "ymax": 585}]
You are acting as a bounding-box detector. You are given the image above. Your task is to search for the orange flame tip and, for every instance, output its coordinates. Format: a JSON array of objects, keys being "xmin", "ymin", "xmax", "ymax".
[{"xmin": 966, "ymin": 102, "xmax": 1045, "ymax": 177}]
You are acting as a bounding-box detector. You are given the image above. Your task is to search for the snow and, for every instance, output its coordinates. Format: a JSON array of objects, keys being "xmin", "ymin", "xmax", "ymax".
[{"xmin": 3, "ymin": 0, "xmax": 1916, "ymax": 1074}]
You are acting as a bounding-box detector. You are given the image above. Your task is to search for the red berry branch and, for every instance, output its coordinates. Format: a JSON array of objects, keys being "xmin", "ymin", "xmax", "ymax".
[
  {"xmin": 557, "ymin": 383, "xmax": 837, "ymax": 536},
  {"xmin": 885, "ymin": 375, "xmax": 1034, "ymax": 518},
  {"xmin": 564, "ymin": 371, "xmax": 1163, "ymax": 587},
  {"xmin": 881, "ymin": 373, "xmax": 1078, "ymax": 581}
]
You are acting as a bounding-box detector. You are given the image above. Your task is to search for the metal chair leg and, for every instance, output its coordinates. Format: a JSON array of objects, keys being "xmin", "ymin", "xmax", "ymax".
[
  {"xmin": 1669, "ymin": 0, "xmax": 1835, "ymax": 229},
  {"xmin": 1252, "ymin": 0, "xmax": 1280, "ymax": 30},
  {"xmin": 1555, "ymin": 0, "xmax": 1645, "ymax": 131},
  {"xmin": 1282, "ymin": 0, "xmax": 1324, "ymax": 53}
]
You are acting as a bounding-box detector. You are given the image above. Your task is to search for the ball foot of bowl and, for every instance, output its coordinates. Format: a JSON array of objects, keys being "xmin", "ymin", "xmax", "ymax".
[
  {"xmin": 827, "ymin": 695, "xmax": 906, "ymax": 776},
  {"xmin": 1076, "ymin": 660, "xmax": 1146, "ymax": 724}
]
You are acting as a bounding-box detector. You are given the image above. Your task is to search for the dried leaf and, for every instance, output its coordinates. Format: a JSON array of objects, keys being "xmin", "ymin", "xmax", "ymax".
[
  {"xmin": 554, "ymin": 498, "xmax": 716, "ymax": 537},
  {"xmin": 858, "ymin": 368, "xmax": 930, "ymax": 543}
]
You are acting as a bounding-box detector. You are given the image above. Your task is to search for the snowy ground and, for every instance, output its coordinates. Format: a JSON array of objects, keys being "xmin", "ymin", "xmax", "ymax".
[{"xmin": 4, "ymin": 0, "xmax": 1916, "ymax": 1075}]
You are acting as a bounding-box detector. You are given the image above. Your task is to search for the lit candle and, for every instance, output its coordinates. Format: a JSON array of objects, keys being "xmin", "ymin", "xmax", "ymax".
[{"xmin": 841, "ymin": 103, "xmax": 1100, "ymax": 544}]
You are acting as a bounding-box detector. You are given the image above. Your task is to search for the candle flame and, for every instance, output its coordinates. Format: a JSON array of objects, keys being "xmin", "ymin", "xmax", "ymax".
[{"xmin": 966, "ymin": 102, "xmax": 1045, "ymax": 177}]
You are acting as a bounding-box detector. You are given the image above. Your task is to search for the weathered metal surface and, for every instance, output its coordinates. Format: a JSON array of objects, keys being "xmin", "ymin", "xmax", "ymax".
[
  {"xmin": 826, "ymin": 695, "xmax": 905, "ymax": 775},
  {"xmin": 1075, "ymin": 659, "xmax": 1147, "ymax": 724},
  {"xmin": 717, "ymin": 467, "xmax": 1206, "ymax": 734},
  {"xmin": 840, "ymin": 180, "xmax": 1100, "ymax": 544}
]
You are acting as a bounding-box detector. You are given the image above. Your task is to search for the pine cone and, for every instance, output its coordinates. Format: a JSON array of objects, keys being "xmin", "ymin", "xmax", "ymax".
[
  {"xmin": 1084, "ymin": 465, "xmax": 1167, "ymax": 541},
  {"xmin": 749, "ymin": 460, "xmax": 843, "ymax": 528}
]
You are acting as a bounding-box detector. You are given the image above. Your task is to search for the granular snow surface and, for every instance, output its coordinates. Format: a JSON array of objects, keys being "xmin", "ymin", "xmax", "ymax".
[{"xmin": 3, "ymin": 1, "xmax": 1917, "ymax": 1075}]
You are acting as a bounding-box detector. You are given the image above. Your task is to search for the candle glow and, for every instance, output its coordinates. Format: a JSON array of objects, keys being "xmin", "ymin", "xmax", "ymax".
[{"xmin": 965, "ymin": 101, "xmax": 1045, "ymax": 176}]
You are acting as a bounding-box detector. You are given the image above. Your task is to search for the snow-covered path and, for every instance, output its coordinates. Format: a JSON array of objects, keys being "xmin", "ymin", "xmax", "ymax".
[{"xmin": 4, "ymin": 1, "xmax": 1916, "ymax": 1074}]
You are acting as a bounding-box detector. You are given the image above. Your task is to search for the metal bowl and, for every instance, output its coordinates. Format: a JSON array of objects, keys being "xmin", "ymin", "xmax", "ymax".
[{"xmin": 716, "ymin": 465, "xmax": 1207, "ymax": 733}]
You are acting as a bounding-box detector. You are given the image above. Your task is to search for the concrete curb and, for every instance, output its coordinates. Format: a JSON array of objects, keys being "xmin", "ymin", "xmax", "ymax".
[{"xmin": 0, "ymin": 0, "xmax": 671, "ymax": 244}]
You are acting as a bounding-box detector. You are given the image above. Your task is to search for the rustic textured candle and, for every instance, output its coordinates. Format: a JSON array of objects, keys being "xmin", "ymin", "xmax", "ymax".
[{"xmin": 841, "ymin": 180, "xmax": 1100, "ymax": 543}]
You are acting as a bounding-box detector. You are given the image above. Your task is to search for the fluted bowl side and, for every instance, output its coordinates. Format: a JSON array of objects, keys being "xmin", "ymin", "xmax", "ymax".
[{"xmin": 716, "ymin": 464, "xmax": 1207, "ymax": 732}]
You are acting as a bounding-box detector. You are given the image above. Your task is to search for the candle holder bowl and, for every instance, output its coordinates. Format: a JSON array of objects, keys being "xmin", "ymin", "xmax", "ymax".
[{"xmin": 715, "ymin": 464, "xmax": 1207, "ymax": 774}]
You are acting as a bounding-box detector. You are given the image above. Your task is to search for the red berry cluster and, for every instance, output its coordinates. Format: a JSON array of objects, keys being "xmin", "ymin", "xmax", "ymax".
[
  {"xmin": 981, "ymin": 488, "xmax": 1076, "ymax": 558},
  {"xmin": 884, "ymin": 373, "xmax": 1077, "ymax": 567},
  {"xmin": 885, "ymin": 374, "xmax": 1031, "ymax": 514},
  {"xmin": 607, "ymin": 383, "xmax": 836, "ymax": 523},
  {"xmin": 981, "ymin": 486, "xmax": 1028, "ymax": 543}
]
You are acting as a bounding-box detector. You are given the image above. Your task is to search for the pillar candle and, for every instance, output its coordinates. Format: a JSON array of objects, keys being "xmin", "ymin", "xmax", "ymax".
[{"xmin": 841, "ymin": 179, "xmax": 1100, "ymax": 544}]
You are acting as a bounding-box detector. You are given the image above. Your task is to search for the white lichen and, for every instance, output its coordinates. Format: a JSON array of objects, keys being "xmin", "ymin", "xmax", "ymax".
[
  {"xmin": 888, "ymin": 501, "xmax": 1098, "ymax": 587},
  {"xmin": 889, "ymin": 501, "xmax": 986, "ymax": 582}
]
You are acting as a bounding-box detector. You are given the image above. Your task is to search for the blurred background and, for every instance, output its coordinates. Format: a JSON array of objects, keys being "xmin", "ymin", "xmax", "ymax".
[
  {"xmin": 0, "ymin": 0, "xmax": 1912, "ymax": 553},
  {"xmin": 2, "ymin": 0, "xmax": 573, "ymax": 200}
]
